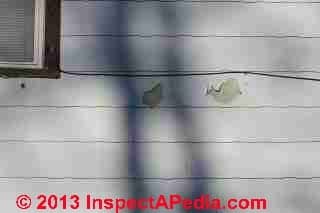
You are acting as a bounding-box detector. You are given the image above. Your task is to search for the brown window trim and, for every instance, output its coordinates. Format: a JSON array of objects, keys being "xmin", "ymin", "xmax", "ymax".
[{"xmin": 0, "ymin": 0, "xmax": 61, "ymax": 79}]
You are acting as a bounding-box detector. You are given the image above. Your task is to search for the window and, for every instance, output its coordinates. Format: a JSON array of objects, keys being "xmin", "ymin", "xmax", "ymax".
[{"xmin": 0, "ymin": 0, "xmax": 61, "ymax": 78}]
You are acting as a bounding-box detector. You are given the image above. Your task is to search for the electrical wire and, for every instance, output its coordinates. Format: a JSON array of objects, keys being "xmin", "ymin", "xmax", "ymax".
[
  {"xmin": 63, "ymin": 0, "xmax": 320, "ymax": 4},
  {"xmin": 62, "ymin": 34, "xmax": 320, "ymax": 38},
  {"xmin": 61, "ymin": 70, "xmax": 320, "ymax": 82},
  {"xmin": 0, "ymin": 176, "xmax": 319, "ymax": 181}
]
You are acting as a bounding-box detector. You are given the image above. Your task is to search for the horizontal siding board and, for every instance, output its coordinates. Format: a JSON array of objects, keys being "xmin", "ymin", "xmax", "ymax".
[
  {"xmin": 1, "ymin": 74, "xmax": 320, "ymax": 107},
  {"xmin": 0, "ymin": 77, "xmax": 128, "ymax": 106},
  {"xmin": 0, "ymin": 143, "xmax": 319, "ymax": 178},
  {"xmin": 61, "ymin": 37, "xmax": 320, "ymax": 71},
  {"xmin": 140, "ymin": 143, "xmax": 320, "ymax": 178},
  {"xmin": 0, "ymin": 143, "xmax": 128, "ymax": 178},
  {"xmin": 62, "ymin": 1, "xmax": 122, "ymax": 36},
  {"xmin": 62, "ymin": 2, "xmax": 320, "ymax": 36},
  {"xmin": 2, "ymin": 180, "xmax": 320, "ymax": 212},
  {"xmin": 61, "ymin": 37, "xmax": 123, "ymax": 72},
  {"xmin": 0, "ymin": 108, "xmax": 127, "ymax": 141},
  {"xmin": 0, "ymin": 143, "xmax": 185, "ymax": 178},
  {"xmin": 0, "ymin": 108, "xmax": 319, "ymax": 142},
  {"xmin": 136, "ymin": 108, "xmax": 320, "ymax": 142}
]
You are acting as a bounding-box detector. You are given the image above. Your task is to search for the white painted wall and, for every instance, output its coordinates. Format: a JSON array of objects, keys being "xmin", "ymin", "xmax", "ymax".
[{"xmin": 1, "ymin": 0, "xmax": 320, "ymax": 212}]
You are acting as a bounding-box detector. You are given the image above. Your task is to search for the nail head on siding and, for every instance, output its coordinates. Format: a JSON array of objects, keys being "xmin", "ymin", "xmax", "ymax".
[{"xmin": 20, "ymin": 83, "xmax": 26, "ymax": 89}]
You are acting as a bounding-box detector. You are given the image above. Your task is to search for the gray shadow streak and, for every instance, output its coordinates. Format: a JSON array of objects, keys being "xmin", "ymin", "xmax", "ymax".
[
  {"xmin": 112, "ymin": 2, "xmax": 148, "ymax": 213},
  {"xmin": 160, "ymin": 4, "xmax": 221, "ymax": 213}
]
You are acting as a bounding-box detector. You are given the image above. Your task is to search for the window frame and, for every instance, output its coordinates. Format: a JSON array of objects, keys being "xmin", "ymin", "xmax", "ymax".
[{"xmin": 0, "ymin": 0, "xmax": 61, "ymax": 78}]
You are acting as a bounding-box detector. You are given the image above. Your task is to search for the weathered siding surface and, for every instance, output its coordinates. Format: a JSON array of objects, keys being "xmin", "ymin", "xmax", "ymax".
[{"xmin": 1, "ymin": 1, "xmax": 319, "ymax": 212}]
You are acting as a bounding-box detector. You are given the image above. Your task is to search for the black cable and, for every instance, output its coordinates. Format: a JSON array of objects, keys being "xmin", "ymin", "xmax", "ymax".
[
  {"xmin": 62, "ymin": 34, "xmax": 320, "ymax": 38},
  {"xmin": 63, "ymin": 0, "xmax": 320, "ymax": 3},
  {"xmin": 61, "ymin": 70, "xmax": 320, "ymax": 82},
  {"xmin": 0, "ymin": 176, "xmax": 319, "ymax": 181}
]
